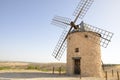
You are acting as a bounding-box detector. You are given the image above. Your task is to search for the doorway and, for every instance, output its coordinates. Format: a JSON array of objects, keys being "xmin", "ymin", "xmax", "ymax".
[{"xmin": 74, "ymin": 58, "xmax": 81, "ymax": 74}]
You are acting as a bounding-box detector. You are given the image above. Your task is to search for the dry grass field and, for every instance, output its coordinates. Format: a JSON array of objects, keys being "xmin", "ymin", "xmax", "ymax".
[{"xmin": 0, "ymin": 61, "xmax": 120, "ymax": 80}]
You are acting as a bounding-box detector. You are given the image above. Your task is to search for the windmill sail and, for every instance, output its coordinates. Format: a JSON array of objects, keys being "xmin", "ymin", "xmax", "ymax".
[
  {"xmin": 52, "ymin": 26, "xmax": 73, "ymax": 60},
  {"xmin": 73, "ymin": 0, "xmax": 94, "ymax": 22},
  {"xmin": 52, "ymin": 30, "xmax": 67, "ymax": 60},
  {"xmin": 51, "ymin": 16, "xmax": 71, "ymax": 29},
  {"xmin": 83, "ymin": 22, "xmax": 114, "ymax": 48}
]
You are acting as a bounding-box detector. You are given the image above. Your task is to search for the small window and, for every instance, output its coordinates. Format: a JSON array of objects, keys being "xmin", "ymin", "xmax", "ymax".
[
  {"xmin": 75, "ymin": 48, "xmax": 79, "ymax": 52},
  {"xmin": 85, "ymin": 34, "xmax": 88, "ymax": 38},
  {"xmin": 69, "ymin": 37, "xmax": 71, "ymax": 40}
]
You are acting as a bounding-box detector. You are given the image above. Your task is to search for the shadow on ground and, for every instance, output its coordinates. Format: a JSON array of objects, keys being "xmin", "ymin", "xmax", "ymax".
[{"xmin": 0, "ymin": 72, "xmax": 74, "ymax": 79}]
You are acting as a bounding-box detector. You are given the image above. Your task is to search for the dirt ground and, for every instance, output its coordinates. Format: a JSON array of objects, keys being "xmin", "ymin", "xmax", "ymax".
[{"xmin": 0, "ymin": 71, "xmax": 116, "ymax": 80}]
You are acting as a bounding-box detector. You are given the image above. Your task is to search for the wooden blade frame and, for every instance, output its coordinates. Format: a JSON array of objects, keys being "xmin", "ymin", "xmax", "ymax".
[
  {"xmin": 83, "ymin": 22, "xmax": 114, "ymax": 48},
  {"xmin": 52, "ymin": 27, "xmax": 73, "ymax": 60},
  {"xmin": 51, "ymin": 16, "xmax": 71, "ymax": 29},
  {"xmin": 73, "ymin": 0, "xmax": 94, "ymax": 20}
]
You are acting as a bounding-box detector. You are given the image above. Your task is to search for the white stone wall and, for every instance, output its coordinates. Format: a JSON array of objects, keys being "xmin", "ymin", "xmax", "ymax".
[{"xmin": 66, "ymin": 31, "xmax": 103, "ymax": 77}]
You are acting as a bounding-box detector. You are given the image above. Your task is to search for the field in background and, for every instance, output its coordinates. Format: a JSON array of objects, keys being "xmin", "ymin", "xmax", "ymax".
[{"xmin": 0, "ymin": 61, "xmax": 66, "ymax": 72}]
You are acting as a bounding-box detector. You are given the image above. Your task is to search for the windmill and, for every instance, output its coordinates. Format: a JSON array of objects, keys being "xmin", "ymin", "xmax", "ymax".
[{"xmin": 51, "ymin": 0, "xmax": 113, "ymax": 77}]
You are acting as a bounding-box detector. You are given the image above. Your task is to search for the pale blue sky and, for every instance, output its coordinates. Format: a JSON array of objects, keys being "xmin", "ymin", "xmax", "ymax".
[{"xmin": 0, "ymin": 0, "xmax": 120, "ymax": 64}]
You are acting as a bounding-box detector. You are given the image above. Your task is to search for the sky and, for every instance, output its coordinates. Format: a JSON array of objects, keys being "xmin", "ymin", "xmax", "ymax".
[{"xmin": 0, "ymin": 0, "xmax": 120, "ymax": 64}]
